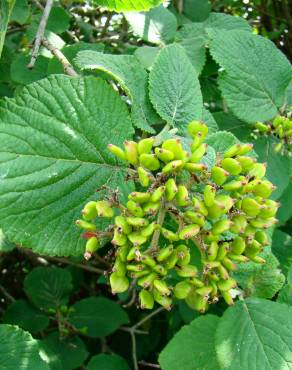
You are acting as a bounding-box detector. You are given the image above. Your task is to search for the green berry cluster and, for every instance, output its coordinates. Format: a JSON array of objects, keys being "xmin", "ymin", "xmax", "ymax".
[
  {"xmin": 254, "ymin": 114, "xmax": 292, "ymax": 153},
  {"xmin": 76, "ymin": 121, "xmax": 278, "ymax": 312}
]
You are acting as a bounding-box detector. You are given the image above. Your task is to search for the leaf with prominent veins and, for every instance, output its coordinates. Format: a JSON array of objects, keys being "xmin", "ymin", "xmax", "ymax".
[{"xmin": 0, "ymin": 75, "xmax": 134, "ymax": 256}]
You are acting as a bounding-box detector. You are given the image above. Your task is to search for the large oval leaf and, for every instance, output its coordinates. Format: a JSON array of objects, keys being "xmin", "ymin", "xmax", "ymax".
[
  {"xmin": 0, "ymin": 324, "xmax": 49, "ymax": 369},
  {"xmin": 215, "ymin": 298, "xmax": 292, "ymax": 370},
  {"xmin": 0, "ymin": 75, "xmax": 133, "ymax": 256}
]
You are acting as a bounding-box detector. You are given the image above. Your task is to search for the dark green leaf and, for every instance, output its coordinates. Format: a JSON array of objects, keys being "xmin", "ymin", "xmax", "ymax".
[
  {"xmin": 68, "ymin": 297, "xmax": 129, "ymax": 337},
  {"xmin": 11, "ymin": 55, "xmax": 49, "ymax": 85},
  {"xmin": 87, "ymin": 353, "xmax": 130, "ymax": 370},
  {"xmin": 24, "ymin": 267, "xmax": 73, "ymax": 310},
  {"xmin": 272, "ymin": 230, "xmax": 292, "ymax": 276}
]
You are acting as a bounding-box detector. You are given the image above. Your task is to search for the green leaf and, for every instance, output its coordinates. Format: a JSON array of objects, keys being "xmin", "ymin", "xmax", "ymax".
[
  {"xmin": 10, "ymin": 0, "xmax": 30, "ymax": 25},
  {"xmin": 202, "ymin": 108, "xmax": 218, "ymax": 135},
  {"xmin": 134, "ymin": 46, "xmax": 159, "ymax": 70},
  {"xmin": 159, "ymin": 315, "xmax": 220, "ymax": 370},
  {"xmin": 24, "ymin": 267, "xmax": 73, "ymax": 310},
  {"xmin": 75, "ymin": 50, "xmax": 157, "ymax": 133},
  {"xmin": 11, "ymin": 55, "xmax": 49, "ymax": 85},
  {"xmin": 48, "ymin": 42, "xmax": 104, "ymax": 75},
  {"xmin": 149, "ymin": 43, "xmax": 203, "ymax": 133},
  {"xmin": 177, "ymin": 13, "xmax": 251, "ymax": 44},
  {"xmin": 206, "ymin": 131, "xmax": 239, "ymax": 154},
  {"xmin": 47, "ymin": 6, "xmax": 71, "ymax": 34},
  {"xmin": 42, "ymin": 332, "xmax": 89, "ymax": 370},
  {"xmin": 38, "ymin": 341, "xmax": 63, "ymax": 370},
  {"xmin": 253, "ymin": 136, "xmax": 291, "ymax": 199},
  {"xmin": 3, "ymin": 300, "xmax": 49, "ymax": 332},
  {"xmin": 0, "ymin": 75, "xmax": 133, "ymax": 256},
  {"xmin": 0, "ymin": 0, "xmax": 16, "ymax": 57},
  {"xmin": 272, "ymin": 230, "xmax": 292, "ymax": 276},
  {"xmin": 210, "ymin": 30, "xmax": 292, "ymax": 123},
  {"xmin": 277, "ymin": 181, "xmax": 292, "ymax": 226},
  {"xmin": 68, "ymin": 297, "xmax": 129, "ymax": 337},
  {"xmin": 87, "ymin": 354, "xmax": 130, "ymax": 370},
  {"xmin": 0, "ymin": 229, "xmax": 15, "ymax": 252},
  {"xmin": 215, "ymin": 298, "xmax": 292, "ymax": 370},
  {"xmin": 125, "ymin": 5, "xmax": 177, "ymax": 45},
  {"xmin": 91, "ymin": 0, "xmax": 163, "ymax": 12},
  {"xmin": 183, "ymin": 0, "xmax": 211, "ymax": 22},
  {"xmin": 277, "ymin": 284, "xmax": 292, "ymax": 306},
  {"xmin": 234, "ymin": 250, "xmax": 285, "ymax": 299},
  {"xmin": 0, "ymin": 324, "xmax": 49, "ymax": 369},
  {"xmin": 177, "ymin": 36, "xmax": 206, "ymax": 75},
  {"xmin": 213, "ymin": 111, "xmax": 251, "ymax": 141}
]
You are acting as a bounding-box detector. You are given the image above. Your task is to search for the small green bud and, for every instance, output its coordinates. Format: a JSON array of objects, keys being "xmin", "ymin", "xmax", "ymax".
[
  {"xmin": 153, "ymin": 279, "xmax": 171, "ymax": 296},
  {"xmin": 116, "ymin": 244, "xmax": 129, "ymax": 262},
  {"xmin": 138, "ymin": 137, "xmax": 154, "ymax": 155},
  {"xmin": 248, "ymin": 163, "xmax": 266, "ymax": 179},
  {"xmin": 110, "ymin": 273, "xmax": 129, "ymax": 294},
  {"xmin": 191, "ymin": 134, "xmax": 205, "ymax": 152},
  {"xmin": 231, "ymin": 236, "xmax": 246, "ymax": 255},
  {"xmin": 211, "ymin": 166, "xmax": 229, "ymax": 186},
  {"xmin": 126, "ymin": 217, "xmax": 149, "ymax": 227},
  {"xmin": 126, "ymin": 200, "xmax": 145, "ymax": 217},
  {"xmin": 212, "ymin": 219, "xmax": 232, "ymax": 235},
  {"xmin": 165, "ymin": 178, "xmax": 178, "ymax": 201},
  {"xmin": 272, "ymin": 115, "xmax": 283, "ymax": 128},
  {"xmin": 112, "ymin": 229, "xmax": 127, "ymax": 246},
  {"xmin": 222, "ymin": 257, "xmax": 236, "ymax": 271},
  {"xmin": 162, "ymin": 138, "xmax": 184, "ymax": 159},
  {"xmin": 137, "ymin": 272, "xmax": 157, "ymax": 288},
  {"xmin": 163, "ymin": 252, "xmax": 179, "ymax": 269},
  {"xmin": 82, "ymin": 201, "xmax": 98, "ymax": 221},
  {"xmin": 216, "ymin": 263, "xmax": 229, "ymax": 280},
  {"xmin": 124, "ymin": 140, "xmax": 139, "ymax": 165},
  {"xmin": 184, "ymin": 163, "xmax": 207, "ymax": 173},
  {"xmin": 196, "ymin": 285, "xmax": 213, "ymax": 297},
  {"xmin": 96, "ymin": 200, "xmax": 114, "ymax": 218},
  {"xmin": 236, "ymin": 156, "xmax": 256, "ymax": 172},
  {"xmin": 176, "ymin": 185, "xmax": 189, "ymax": 207},
  {"xmin": 241, "ymin": 197, "xmax": 262, "ymax": 217},
  {"xmin": 76, "ymin": 219, "xmax": 97, "ymax": 231},
  {"xmin": 224, "ymin": 143, "xmax": 242, "ymax": 158},
  {"xmin": 174, "ymin": 281, "xmax": 192, "ymax": 299},
  {"xmin": 236, "ymin": 143, "xmax": 253, "ymax": 156},
  {"xmin": 84, "ymin": 237, "xmax": 99, "ymax": 260},
  {"xmin": 113, "ymin": 257, "xmax": 127, "ymax": 276},
  {"xmin": 139, "ymin": 290, "xmax": 154, "ymax": 309},
  {"xmin": 108, "ymin": 144, "xmax": 126, "ymax": 161},
  {"xmin": 154, "ymin": 147, "xmax": 175, "ymax": 162},
  {"xmin": 203, "ymin": 184, "xmax": 216, "ymax": 207},
  {"xmin": 221, "ymin": 290, "xmax": 234, "ymax": 305},
  {"xmin": 255, "ymin": 230, "xmax": 269, "ymax": 246},
  {"xmin": 230, "ymin": 215, "xmax": 247, "ymax": 234},
  {"xmin": 153, "ymin": 289, "xmax": 172, "ymax": 310},
  {"xmin": 126, "ymin": 264, "xmax": 145, "ymax": 272},
  {"xmin": 141, "ymin": 222, "xmax": 157, "ymax": 237},
  {"xmin": 221, "ymin": 158, "xmax": 242, "ymax": 175},
  {"xmin": 189, "ymin": 143, "xmax": 207, "ymax": 163},
  {"xmin": 129, "ymin": 191, "xmax": 151, "ymax": 203},
  {"xmin": 255, "ymin": 121, "xmax": 269, "ymax": 133},
  {"xmin": 143, "ymin": 201, "xmax": 160, "ymax": 215},
  {"xmin": 161, "ymin": 228, "xmax": 179, "ymax": 241},
  {"xmin": 184, "ymin": 211, "xmax": 205, "ymax": 227},
  {"xmin": 207, "ymin": 241, "xmax": 219, "ymax": 261},
  {"xmin": 162, "ymin": 160, "xmax": 184, "ymax": 173},
  {"xmin": 179, "ymin": 224, "xmax": 200, "ymax": 240},
  {"xmin": 156, "ymin": 245, "xmax": 174, "ymax": 262},
  {"xmin": 176, "ymin": 264, "xmax": 198, "ymax": 277},
  {"xmin": 176, "ymin": 244, "xmax": 191, "ymax": 266},
  {"xmin": 139, "ymin": 153, "xmax": 160, "ymax": 171},
  {"xmin": 223, "ymin": 179, "xmax": 246, "ymax": 192},
  {"xmin": 189, "ymin": 278, "xmax": 205, "ymax": 288},
  {"xmin": 128, "ymin": 231, "xmax": 148, "ymax": 246},
  {"xmin": 153, "ymin": 264, "xmax": 168, "ymax": 276},
  {"xmin": 141, "ymin": 255, "xmax": 156, "ymax": 268},
  {"xmin": 137, "ymin": 166, "xmax": 150, "ymax": 187},
  {"xmin": 151, "ymin": 186, "xmax": 165, "ymax": 202},
  {"xmin": 192, "ymin": 196, "xmax": 208, "ymax": 216},
  {"xmin": 188, "ymin": 120, "xmax": 208, "ymax": 138},
  {"xmin": 127, "ymin": 246, "xmax": 140, "ymax": 261},
  {"xmin": 216, "ymin": 242, "xmax": 229, "ymax": 261},
  {"xmin": 252, "ymin": 180, "xmax": 275, "ymax": 198},
  {"xmin": 185, "ymin": 290, "xmax": 208, "ymax": 313},
  {"xmin": 115, "ymin": 216, "xmax": 132, "ymax": 235}
]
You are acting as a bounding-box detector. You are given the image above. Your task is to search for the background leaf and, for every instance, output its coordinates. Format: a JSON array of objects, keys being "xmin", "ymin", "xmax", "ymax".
[
  {"xmin": 75, "ymin": 50, "xmax": 157, "ymax": 133},
  {"xmin": 87, "ymin": 353, "xmax": 130, "ymax": 370},
  {"xmin": 91, "ymin": 0, "xmax": 164, "ymax": 12},
  {"xmin": 125, "ymin": 5, "xmax": 177, "ymax": 45},
  {"xmin": 0, "ymin": 324, "xmax": 49, "ymax": 369},
  {"xmin": 159, "ymin": 315, "xmax": 220, "ymax": 370},
  {"xmin": 68, "ymin": 297, "xmax": 129, "ymax": 337},
  {"xmin": 0, "ymin": 0, "xmax": 16, "ymax": 57},
  {"xmin": 3, "ymin": 300, "xmax": 49, "ymax": 332},
  {"xmin": 215, "ymin": 298, "xmax": 292, "ymax": 370},
  {"xmin": 24, "ymin": 267, "xmax": 73, "ymax": 310},
  {"xmin": 0, "ymin": 75, "xmax": 134, "ymax": 256},
  {"xmin": 272, "ymin": 230, "xmax": 292, "ymax": 275},
  {"xmin": 210, "ymin": 30, "xmax": 292, "ymax": 123},
  {"xmin": 149, "ymin": 43, "xmax": 203, "ymax": 133}
]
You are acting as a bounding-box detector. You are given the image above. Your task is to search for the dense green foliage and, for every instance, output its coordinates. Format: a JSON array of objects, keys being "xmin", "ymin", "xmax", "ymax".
[{"xmin": 0, "ymin": 0, "xmax": 291, "ymax": 369}]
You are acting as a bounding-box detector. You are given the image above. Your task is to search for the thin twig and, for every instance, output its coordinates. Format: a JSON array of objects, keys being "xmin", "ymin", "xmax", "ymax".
[
  {"xmin": 28, "ymin": 0, "xmax": 54, "ymax": 69},
  {"xmin": 100, "ymin": 12, "xmax": 113, "ymax": 38},
  {"xmin": 44, "ymin": 255, "xmax": 104, "ymax": 274},
  {"xmin": 148, "ymin": 201, "xmax": 166, "ymax": 254},
  {"xmin": 41, "ymin": 38, "xmax": 78, "ymax": 76},
  {"xmin": 0, "ymin": 284, "xmax": 15, "ymax": 303},
  {"xmin": 139, "ymin": 361, "xmax": 161, "ymax": 369}
]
